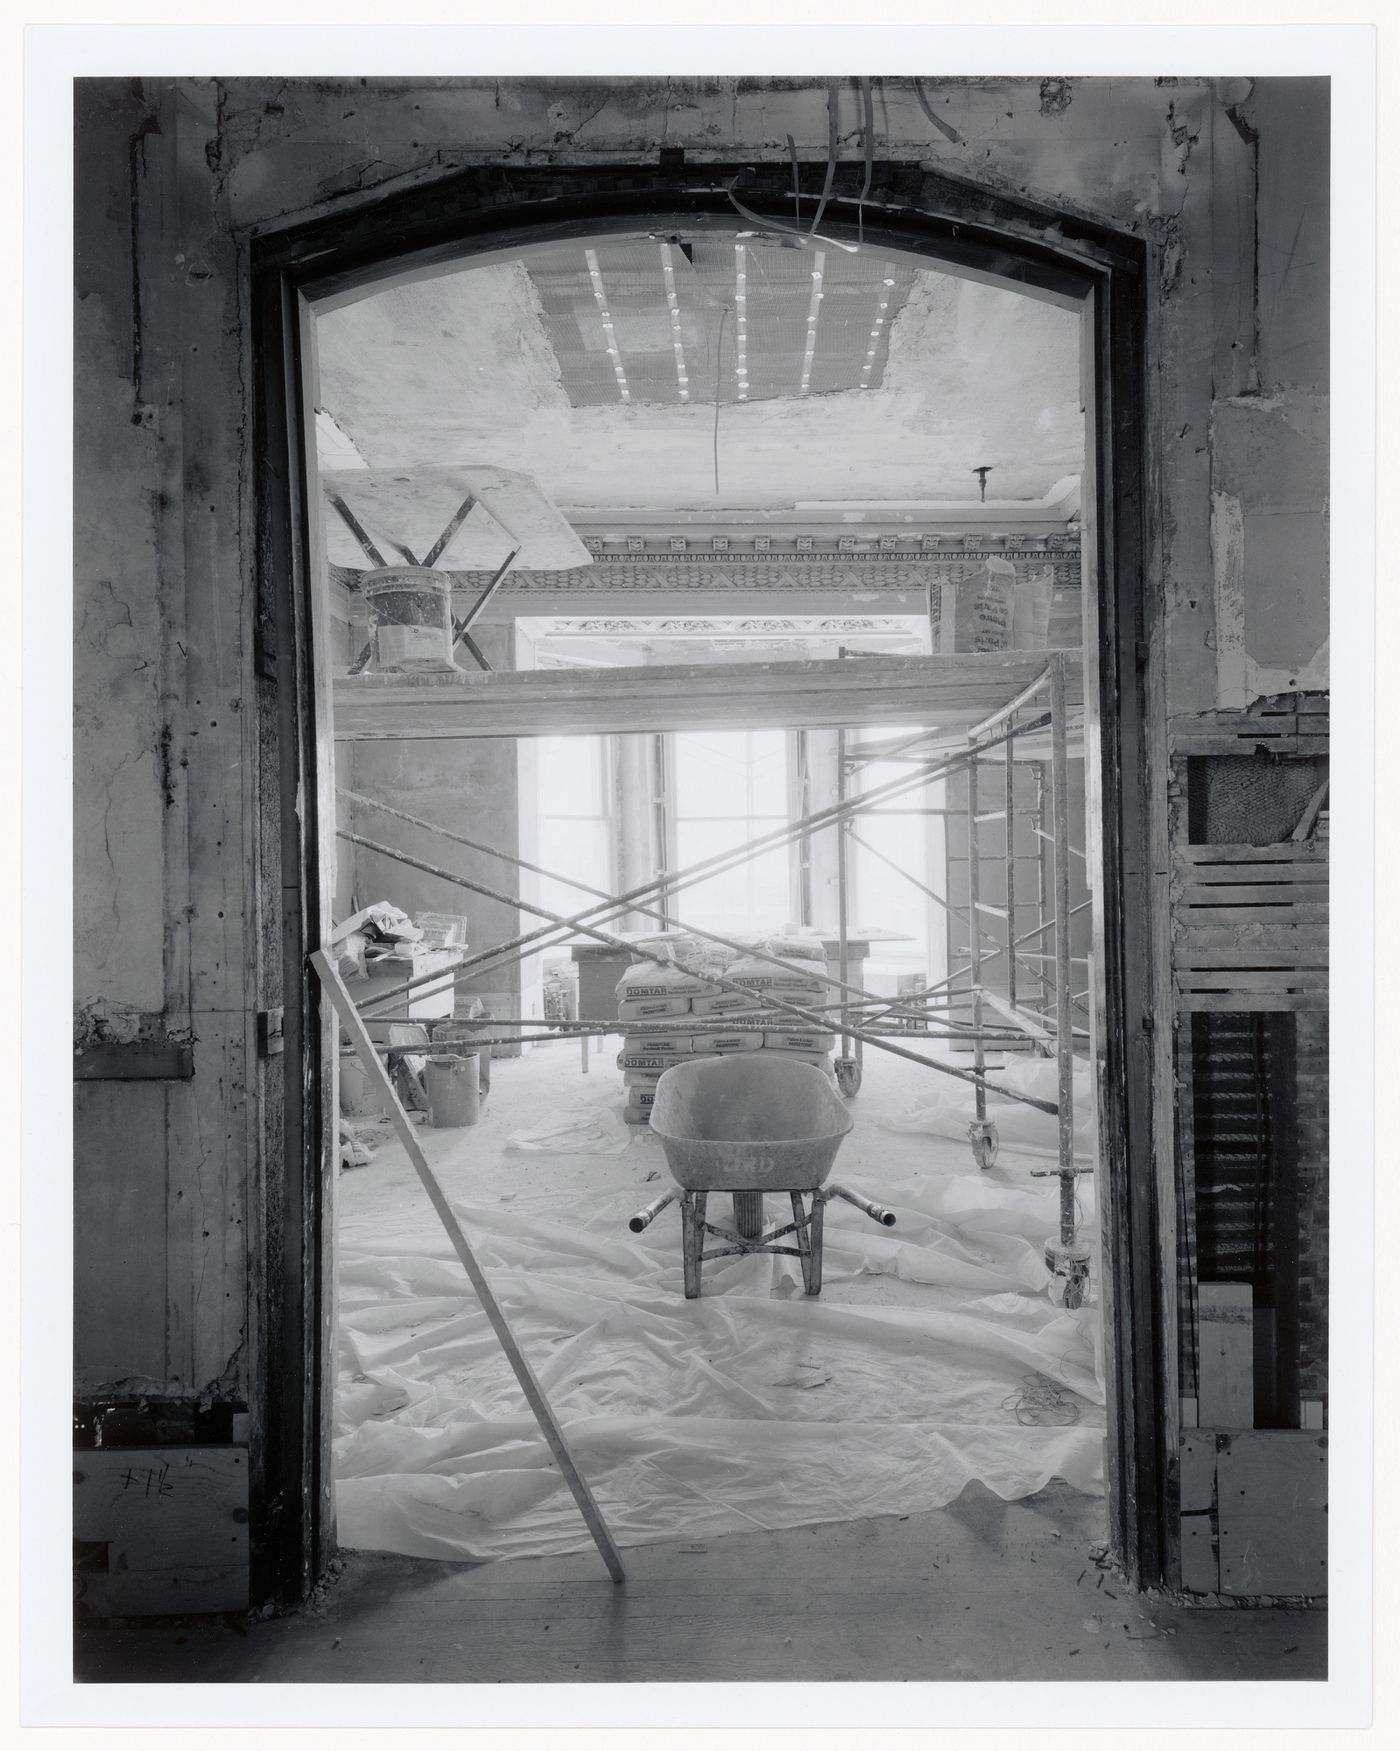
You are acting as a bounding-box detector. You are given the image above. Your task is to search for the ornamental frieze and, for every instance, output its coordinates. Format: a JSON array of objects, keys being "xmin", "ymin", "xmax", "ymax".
[{"xmin": 333, "ymin": 555, "xmax": 1083, "ymax": 596}]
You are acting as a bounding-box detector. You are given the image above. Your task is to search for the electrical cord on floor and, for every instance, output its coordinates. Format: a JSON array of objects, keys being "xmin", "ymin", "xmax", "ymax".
[{"xmin": 1003, "ymin": 1373, "xmax": 1080, "ymax": 1427}]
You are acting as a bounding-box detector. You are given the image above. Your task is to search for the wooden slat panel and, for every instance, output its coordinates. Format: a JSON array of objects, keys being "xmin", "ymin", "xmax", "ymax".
[
  {"xmin": 73, "ymin": 1447, "xmax": 249, "ymax": 1618},
  {"xmin": 334, "ymin": 652, "xmax": 1084, "ymax": 741},
  {"xmin": 1169, "ymin": 701, "xmax": 1329, "ymax": 759}
]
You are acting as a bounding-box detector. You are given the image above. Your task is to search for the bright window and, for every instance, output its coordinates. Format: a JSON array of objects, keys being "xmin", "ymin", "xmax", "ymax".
[
  {"xmin": 672, "ymin": 730, "xmax": 790, "ymax": 935},
  {"xmin": 536, "ymin": 736, "xmax": 611, "ymax": 923},
  {"xmin": 849, "ymin": 724, "xmax": 932, "ymax": 979}
]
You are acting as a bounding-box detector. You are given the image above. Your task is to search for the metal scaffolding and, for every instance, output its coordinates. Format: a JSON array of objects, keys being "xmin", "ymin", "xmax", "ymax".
[{"xmin": 333, "ymin": 651, "xmax": 1092, "ymax": 1304}]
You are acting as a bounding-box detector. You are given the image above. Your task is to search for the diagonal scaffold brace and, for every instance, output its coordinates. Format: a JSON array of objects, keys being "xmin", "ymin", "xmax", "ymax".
[{"xmin": 310, "ymin": 948, "xmax": 628, "ymax": 1584}]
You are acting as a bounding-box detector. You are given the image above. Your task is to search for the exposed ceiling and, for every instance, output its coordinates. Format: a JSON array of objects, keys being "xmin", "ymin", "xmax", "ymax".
[{"xmin": 314, "ymin": 236, "xmax": 1084, "ymax": 530}]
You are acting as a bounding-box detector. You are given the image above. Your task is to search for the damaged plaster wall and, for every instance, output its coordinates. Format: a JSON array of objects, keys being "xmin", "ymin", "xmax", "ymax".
[{"xmin": 73, "ymin": 75, "xmax": 1329, "ymax": 1422}]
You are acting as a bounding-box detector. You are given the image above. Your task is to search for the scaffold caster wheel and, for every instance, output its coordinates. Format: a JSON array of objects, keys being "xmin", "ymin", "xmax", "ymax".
[
  {"xmin": 1044, "ymin": 1240, "xmax": 1092, "ymax": 1309},
  {"xmin": 834, "ymin": 1058, "xmax": 862, "ymax": 1098},
  {"xmin": 968, "ymin": 1119, "xmax": 999, "ymax": 1171}
]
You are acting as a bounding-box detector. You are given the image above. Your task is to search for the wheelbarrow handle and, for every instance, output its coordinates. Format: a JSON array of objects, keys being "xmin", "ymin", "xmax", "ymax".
[
  {"xmin": 822, "ymin": 1183, "xmax": 897, "ymax": 1227},
  {"xmin": 628, "ymin": 1188, "xmax": 680, "ymax": 1233}
]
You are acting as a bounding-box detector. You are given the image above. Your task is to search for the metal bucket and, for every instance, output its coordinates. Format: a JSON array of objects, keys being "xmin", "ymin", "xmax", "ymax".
[{"xmin": 426, "ymin": 1051, "xmax": 481, "ymax": 1127}]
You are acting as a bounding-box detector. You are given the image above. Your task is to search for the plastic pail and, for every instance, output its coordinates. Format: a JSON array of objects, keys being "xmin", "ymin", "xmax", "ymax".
[{"xmin": 362, "ymin": 567, "xmax": 456, "ymax": 671}]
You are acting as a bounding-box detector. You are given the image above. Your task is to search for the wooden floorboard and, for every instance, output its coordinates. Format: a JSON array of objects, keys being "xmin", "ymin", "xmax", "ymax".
[{"xmin": 73, "ymin": 1481, "xmax": 1325, "ymax": 1687}]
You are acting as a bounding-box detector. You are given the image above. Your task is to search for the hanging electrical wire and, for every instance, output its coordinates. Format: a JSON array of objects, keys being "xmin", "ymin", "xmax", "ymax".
[
  {"xmin": 808, "ymin": 77, "xmax": 840, "ymax": 239},
  {"xmin": 786, "ymin": 133, "xmax": 802, "ymax": 227},
  {"xmin": 713, "ymin": 304, "xmax": 727, "ymax": 496},
  {"xmin": 858, "ymin": 77, "xmax": 875, "ymax": 246},
  {"xmin": 913, "ymin": 77, "xmax": 962, "ymax": 143},
  {"xmin": 724, "ymin": 77, "xmax": 859, "ymax": 254}
]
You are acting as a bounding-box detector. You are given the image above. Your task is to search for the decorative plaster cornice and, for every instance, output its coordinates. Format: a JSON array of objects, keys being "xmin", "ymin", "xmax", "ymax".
[
  {"xmin": 536, "ymin": 615, "xmax": 920, "ymax": 638},
  {"xmin": 331, "ymin": 549, "xmax": 1083, "ymax": 599}
]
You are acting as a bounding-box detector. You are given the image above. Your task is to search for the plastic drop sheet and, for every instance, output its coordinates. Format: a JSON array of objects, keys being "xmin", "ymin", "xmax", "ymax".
[{"xmin": 335, "ymin": 1147, "xmax": 1105, "ymax": 1564}]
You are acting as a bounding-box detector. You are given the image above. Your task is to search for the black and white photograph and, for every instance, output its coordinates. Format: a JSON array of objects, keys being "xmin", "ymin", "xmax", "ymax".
[{"xmin": 19, "ymin": 18, "xmax": 1380, "ymax": 1735}]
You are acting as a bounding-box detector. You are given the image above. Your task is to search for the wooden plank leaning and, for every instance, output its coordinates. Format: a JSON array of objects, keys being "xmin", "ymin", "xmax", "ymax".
[{"xmin": 310, "ymin": 949, "xmax": 627, "ymax": 1585}]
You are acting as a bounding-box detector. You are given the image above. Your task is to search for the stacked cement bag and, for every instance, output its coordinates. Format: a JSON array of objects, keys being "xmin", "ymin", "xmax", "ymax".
[{"xmin": 616, "ymin": 939, "xmax": 837, "ymax": 1124}]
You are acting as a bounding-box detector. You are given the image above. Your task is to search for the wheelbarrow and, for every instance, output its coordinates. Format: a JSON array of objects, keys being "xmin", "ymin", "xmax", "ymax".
[{"xmin": 627, "ymin": 1055, "xmax": 895, "ymax": 1297}]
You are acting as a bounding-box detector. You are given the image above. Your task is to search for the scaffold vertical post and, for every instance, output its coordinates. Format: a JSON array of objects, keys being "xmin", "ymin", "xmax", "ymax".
[{"xmin": 1049, "ymin": 653, "xmax": 1076, "ymax": 1209}]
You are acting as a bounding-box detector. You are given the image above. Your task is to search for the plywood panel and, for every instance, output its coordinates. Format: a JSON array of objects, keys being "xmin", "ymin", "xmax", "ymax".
[
  {"xmin": 1197, "ymin": 1284, "xmax": 1254, "ymax": 1429},
  {"xmin": 322, "ymin": 464, "xmax": 593, "ymax": 572},
  {"xmin": 1219, "ymin": 1511, "xmax": 1327, "ymax": 1597},
  {"xmin": 1216, "ymin": 1430, "xmax": 1327, "ymax": 1513},
  {"xmin": 74, "ymin": 1082, "xmax": 168, "ymax": 1391},
  {"xmin": 1180, "ymin": 1517, "xmax": 1221, "ymax": 1594},
  {"xmin": 1179, "ymin": 1432, "xmax": 1217, "ymax": 1513},
  {"xmin": 73, "ymin": 1447, "xmax": 249, "ymax": 1617}
]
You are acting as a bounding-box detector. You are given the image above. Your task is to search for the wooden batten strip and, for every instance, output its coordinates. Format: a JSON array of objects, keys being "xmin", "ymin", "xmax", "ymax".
[
  {"xmin": 1171, "ymin": 736, "xmax": 1331, "ymax": 757},
  {"xmin": 1175, "ymin": 843, "xmax": 1328, "ymax": 864},
  {"xmin": 1176, "ymin": 1000, "xmax": 1326, "ymax": 1015},
  {"xmin": 1173, "ymin": 970, "xmax": 1328, "ymax": 991},
  {"xmin": 1174, "ymin": 947, "xmax": 1329, "ymax": 969},
  {"xmin": 1176, "ymin": 883, "xmax": 1328, "ymax": 907},
  {"xmin": 1179, "ymin": 904, "xmax": 1329, "ymax": 924}
]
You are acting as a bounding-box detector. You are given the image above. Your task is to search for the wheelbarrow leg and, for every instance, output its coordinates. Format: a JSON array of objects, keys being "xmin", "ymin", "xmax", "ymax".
[
  {"xmin": 806, "ymin": 1193, "xmax": 825, "ymax": 1296},
  {"xmin": 791, "ymin": 1192, "xmax": 821, "ymax": 1296},
  {"xmin": 682, "ymin": 1191, "xmax": 707, "ymax": 1299}
]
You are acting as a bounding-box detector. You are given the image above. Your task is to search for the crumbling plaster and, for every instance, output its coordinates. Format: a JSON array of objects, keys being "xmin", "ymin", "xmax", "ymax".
[
  {"xmin": 312, "ymin": 251, "xmax": 1085, "ymax": 512},
  {"xmin": 73, "ymin": 74, "xmax": 1329, "ymax": 1407}
]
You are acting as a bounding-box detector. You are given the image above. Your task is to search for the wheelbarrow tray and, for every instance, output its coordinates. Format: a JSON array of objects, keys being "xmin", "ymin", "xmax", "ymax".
[{"xmin": 649, "ymin": 1055, "xmax": 853, "ymax": 1193}]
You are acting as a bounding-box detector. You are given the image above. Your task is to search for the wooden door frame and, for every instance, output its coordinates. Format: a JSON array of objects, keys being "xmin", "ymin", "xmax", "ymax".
[{"xmin": 250, "ymin": 160, "xmax": 1165, "ymax": 1602}]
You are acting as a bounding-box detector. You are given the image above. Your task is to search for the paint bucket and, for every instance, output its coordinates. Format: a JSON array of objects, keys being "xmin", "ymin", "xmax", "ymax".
[
  {"xmin": 435, "ymin": 1017, "xmax": 493, "ymax": 1096},
  {"xmin": 338, "ymin": 1049, "xmax": 382, "ymax": 1118},
  {"xmin": 426, "ymin": 1050, "xmax": 481, "ymax": 1127},
  {"xmin": 362, "ymin": 566, "xmax": 457, "ymax": 671}
]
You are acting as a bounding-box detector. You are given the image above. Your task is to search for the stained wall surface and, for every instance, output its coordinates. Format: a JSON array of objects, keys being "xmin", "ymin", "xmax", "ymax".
[{"xmin": 72, "ymin": 75, "xmax": 1329, "ymax": 1548}]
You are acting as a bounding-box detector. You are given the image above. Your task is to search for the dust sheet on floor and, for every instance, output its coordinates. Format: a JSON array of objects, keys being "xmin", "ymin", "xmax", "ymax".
[{"xmin": 335, "ymin": 1044, "xmax": 1104, "ymax": 1563}]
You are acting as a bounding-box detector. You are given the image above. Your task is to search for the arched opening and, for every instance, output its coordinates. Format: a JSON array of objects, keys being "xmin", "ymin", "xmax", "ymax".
[{"xmin": 253, "ymin": 172, "xmax": 1159, "ymax": 1607}]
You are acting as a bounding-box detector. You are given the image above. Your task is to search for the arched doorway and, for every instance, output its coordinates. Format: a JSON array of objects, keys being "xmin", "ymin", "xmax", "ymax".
[{"xmin": 252, "ymin": 165, "xmax": 1161, "ymax": 1604}]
